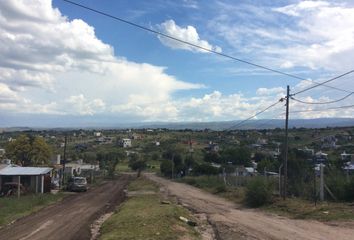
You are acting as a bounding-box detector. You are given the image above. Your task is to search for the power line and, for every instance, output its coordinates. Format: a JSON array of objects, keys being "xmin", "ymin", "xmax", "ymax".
[
  {"xmin": 292, "ymin": 70, "xmax": 354, "ymax": 96},
  {"xmin": 290, "ymin": 104, "xmax": 354, "ymax": 113},
  {"xmin": 291, "ymin": 92, "xmax": 353, "ymax": 105},
  {"xmin": 225, "ymin": 100, "xmax": 283, "ymax": 130},
  {"xmin": 62, "ymin": 0, "xmax": 351, "ymax": 94}
]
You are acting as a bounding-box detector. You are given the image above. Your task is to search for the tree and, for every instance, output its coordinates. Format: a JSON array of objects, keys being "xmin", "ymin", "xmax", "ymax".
[
  {"xmin": 96, "ymin": 151, "xmax": 122, "ymax": 178},
  {"xmin": 6, "ymin": 135, "xmax": 51, "ymax": 166},
  {"xmin": 204, "ymin": 151, "xmax": 221, "ymax": 163},
  {"xmin": 129, "ymin": 158, "xmax": 147, "ymax": 177},
  {"xmin": 220, "ymin": 147, "xmax": 251, "ymax": 166},
  {"xmin": 160, "ymin": 159, "xmax": 173, "ymax": 177}
]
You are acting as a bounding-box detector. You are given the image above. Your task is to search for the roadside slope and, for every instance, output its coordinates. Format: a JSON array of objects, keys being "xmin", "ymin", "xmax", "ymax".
[{"xmin": 146, "ymin": 174, "xmax": 354, "ymax": 240}]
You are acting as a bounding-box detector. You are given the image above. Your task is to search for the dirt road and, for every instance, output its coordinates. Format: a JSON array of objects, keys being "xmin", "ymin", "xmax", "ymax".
[
  {"xmin": 0, "ymin": 176, "xmax": 131, "ymax": 240},
  {"xmin": 147, "ymin": 174, "xmax": 354, "ymax": 240}
]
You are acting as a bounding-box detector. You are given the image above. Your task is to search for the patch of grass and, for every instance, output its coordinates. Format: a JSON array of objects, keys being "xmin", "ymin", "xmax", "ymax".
[
  {"xmin": 179, "ymin": 176, "xmax": 245, "ymax": 204},
  {"xmin": 116, "ymin": 160, "xmax": 132, "ymax": 172},
  {"xmin": 127, "ymin": 177, "xmax": 159, "ymax": 192},
  {"xmin": 0, "ymin": 193, "xmax": 66, "ymax": 227},
  {"xmin": 263, "ymin": 197, "xmax": 354, "ymax": 222},
  {"xmin": 100, "ymin": 178, "xmax": 200, "ymax": 240}
]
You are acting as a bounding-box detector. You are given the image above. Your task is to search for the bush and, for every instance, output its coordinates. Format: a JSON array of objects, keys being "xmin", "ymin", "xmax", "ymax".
[
  {"xmin": 245, "ymin": 177, "xmax": 273, "ymax": 207},
  {"xmin": 192, "ymin": 163, "xmax": 220, "ymax": 176}
]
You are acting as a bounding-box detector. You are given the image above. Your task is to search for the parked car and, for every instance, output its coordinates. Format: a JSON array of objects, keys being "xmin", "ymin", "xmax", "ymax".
[
  {"xmin": 0, "ymin": 182, "xmax": 25, "ymax": 197},
  {"xmin": 67, "ymin": 177, "xmax": 88, "ymax": 192}
]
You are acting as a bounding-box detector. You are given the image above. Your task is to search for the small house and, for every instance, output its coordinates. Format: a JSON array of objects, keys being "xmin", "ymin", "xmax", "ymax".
[
  {"xmin": 0, "ymin": 164, "xmax": 52, "ymax": 195},
  {"xmin": 121, "ymin": 138, "xmax": 132, "ymax": 148}
]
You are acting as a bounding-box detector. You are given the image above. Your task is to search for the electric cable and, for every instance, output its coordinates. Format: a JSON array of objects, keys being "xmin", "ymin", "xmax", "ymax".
[{"xmin": 291, "ymin": 92, "xmax": 353, "ymax": 105}]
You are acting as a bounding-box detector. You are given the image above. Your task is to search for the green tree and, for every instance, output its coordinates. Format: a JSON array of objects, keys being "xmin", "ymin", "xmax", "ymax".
[
  {"xmin": 220, "ymin": 147, "xmax": 251, "ymax": 166},
  {"xmin": 96, "ymin": 151, "xmax": 122, "ymax": 178},
  {"xmin": 129, "ymin": 158, "xmax": 147, "ymax": 177},
  {"xmin": 6, "ymin": 135, "xmax": 51, "ymax": 166}
]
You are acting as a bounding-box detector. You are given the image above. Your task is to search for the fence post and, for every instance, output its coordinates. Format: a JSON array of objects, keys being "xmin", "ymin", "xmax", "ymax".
[{"xmin": 320, "ymin": 164, "xmax": 324, "ymax": 201}]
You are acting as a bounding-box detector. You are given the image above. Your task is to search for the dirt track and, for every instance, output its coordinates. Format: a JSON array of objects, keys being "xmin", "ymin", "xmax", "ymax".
[
  {"xmin": 0, "ymin": 175, "xmax": 131, "ymax": 240},
  {"xmin": 146, "ymin": 174, "xmax": 354, "ymax": 240}
]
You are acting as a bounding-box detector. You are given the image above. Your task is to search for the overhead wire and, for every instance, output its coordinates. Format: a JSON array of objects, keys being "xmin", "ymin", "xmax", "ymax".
[
  {"xmin": 292, "ymin": 70, "xmax": 354, "ymax": 96},
  {"xmin": 290, "ymin": 104, "xmax": 354, "ymax": 113},
  {"xmin": 62, "ymin": 0, "xmax": 352, "ymax": 94},
  {"xmin": 291, "ymin": 92, "xmax": 353, "ymax": 105},
  {"xmin": 224, "ymin": 99, "xmax": 283, "ymax": 130}
]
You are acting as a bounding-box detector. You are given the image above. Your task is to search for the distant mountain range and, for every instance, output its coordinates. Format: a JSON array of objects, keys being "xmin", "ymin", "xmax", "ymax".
[{"xmin": 1, "ymin": 118, "xmax": 353, "ymax": 132}]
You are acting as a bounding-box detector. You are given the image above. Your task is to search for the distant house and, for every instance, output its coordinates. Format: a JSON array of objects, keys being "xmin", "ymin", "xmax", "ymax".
[
  {"xmin": 314, "ymin": 151, "xmax": 328, "ymax": 163},
  {"xmin": 94, "ymin": 132, "xmax": 102, "ymax": 137},
  {"xmin": 321, "ymin": 135, "xmax": 337, "ymax": 149},
  {"xmin": 64, "ymin": 160, "xmax": 99, "ymax": 177},
  {"xmin": 234, "ymin": 166, "xmax": 257, "ymax": 176},
  {"xmin": 299, "ymin": 147, "xmax": 315, "ymax": 157},
  {"xmin": 0, "ymin": 148, "xmax": 5, "ymax": 157},
  {"xmin": 120, "ymin": 138, "xmax": 132, "ymax": 148},
  {"xmin": 256, "ymin": 138, "xmax": 268, "ymax": 145},
  {"xmin": 0, "ymin": 164, "xmax": 52, "ymax": 195},
  {"xmin": 205, "ymin": 141, "xmax": 219, "ymax": 152},
  {"xmin": 341, "ymin": 151, "xmax": 353, "ymax": 162}
]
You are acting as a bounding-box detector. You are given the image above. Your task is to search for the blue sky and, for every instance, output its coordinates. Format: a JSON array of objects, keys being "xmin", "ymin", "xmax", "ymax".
[{"xmin": 0, "ymin": 0, "xmax": 354, "ymax": 127}]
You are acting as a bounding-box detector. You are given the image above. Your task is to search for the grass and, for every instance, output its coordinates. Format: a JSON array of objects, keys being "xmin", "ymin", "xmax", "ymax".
[
  {"xmin": 179, "ymin": 176, "xmax": 245, "ymax": 204},
  {"xmin": 116, "ymin": 160, "xmax": 132, "ymax": 172},
  {"xmin": 179, "ymin": 175, "xmax": 354, "ymax": 221},
  {"xmin": 263, "ymin": 197, "xmax": 354, "ymax": 222},
  {"xmin": 100, "ymin": 177, "xmax": 200, "ymax": 240},
  {"xmin": 0, "ymin": 193, "xmax": 66, "ymax": 227}
]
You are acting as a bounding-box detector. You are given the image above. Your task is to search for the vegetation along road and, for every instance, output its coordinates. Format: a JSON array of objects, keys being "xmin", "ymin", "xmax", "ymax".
[
  {"xmin": 146, "ymin": 173, "xmax": 354, "ymax": 240},
  {"xmin": 0, "ymin": 175, "xmax": 131, "ymax": 240}
]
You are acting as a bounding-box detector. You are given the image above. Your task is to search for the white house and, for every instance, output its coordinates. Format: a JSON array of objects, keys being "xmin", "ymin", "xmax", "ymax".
[{"xmin": 121, "ymin": 138, "xmax": 132, "ymax": 148}]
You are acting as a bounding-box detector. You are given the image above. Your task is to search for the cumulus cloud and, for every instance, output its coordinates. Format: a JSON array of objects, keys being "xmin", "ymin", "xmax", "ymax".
[
  {"xmin": 158, "ymin": 19, "xmax": 222, "ymax": 53},
  {"xmin": 0, "ymin": 0, "xmax": 202, "ymax": 117}
]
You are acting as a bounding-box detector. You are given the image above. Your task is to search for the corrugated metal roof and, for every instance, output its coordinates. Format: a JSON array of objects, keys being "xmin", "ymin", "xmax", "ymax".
[{"xmin": 0, "ymin": 166, "xmax": 52, "ymax": 175}]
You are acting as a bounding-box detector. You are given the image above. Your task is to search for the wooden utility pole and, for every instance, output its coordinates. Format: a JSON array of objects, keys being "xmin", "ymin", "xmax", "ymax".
[{"xmin": 283, "ymin": 85, "xmax": 290, "ymax": 199}]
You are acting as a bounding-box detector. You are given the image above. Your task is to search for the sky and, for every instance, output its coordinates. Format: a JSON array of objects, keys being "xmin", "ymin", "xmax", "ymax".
[{"xmin": 0, "ymin": 0, "xmax": 354, "ymax": 127}]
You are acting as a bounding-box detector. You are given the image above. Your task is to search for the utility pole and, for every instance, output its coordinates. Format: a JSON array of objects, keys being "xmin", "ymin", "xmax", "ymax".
[
  {"xmin": 62, "ymin": 134, "xmax": 67, "ymax": 189},
  {"xmin": 283, "ymin": 85, "xmax": 290, "ymax": 200}
]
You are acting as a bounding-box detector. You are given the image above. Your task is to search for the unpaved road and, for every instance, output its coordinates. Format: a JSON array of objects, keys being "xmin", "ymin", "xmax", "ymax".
[
  {"xmin": 147, "ymin": 174, "xmax": 354, "ymax": 240},
  {"xmin": 0, "ymin": 176, "xmax": 131, "ymax": 240}
]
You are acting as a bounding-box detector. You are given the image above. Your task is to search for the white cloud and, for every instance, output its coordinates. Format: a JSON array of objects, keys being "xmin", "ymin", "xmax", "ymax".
[
  {"xmin": 256, "ymin": 87, "xmax": 285, "ymax": 96},
  {"xmin": 66, "ymin": 94, "xmax": 106, "ymax": 116},
  {"xmin": 211, "ymin": 1, "xmax": 354, "ymax": 72},
  {"xmin": 0, "ymin": 0, "xmax": 202, "ymax": 118},
  {"xmin": 158, "ymin": 19, "xmax": 222, "ymax": 53}
]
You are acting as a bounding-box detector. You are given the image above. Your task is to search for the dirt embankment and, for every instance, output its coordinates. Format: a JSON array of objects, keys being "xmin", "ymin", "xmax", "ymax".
[
  {"xmin": 0, "ymin": 175, "xmax": 131, "ymax": 240},
  {"xmin": 147, "ymin": 174, "xmax": 354, "ymax": 240}
]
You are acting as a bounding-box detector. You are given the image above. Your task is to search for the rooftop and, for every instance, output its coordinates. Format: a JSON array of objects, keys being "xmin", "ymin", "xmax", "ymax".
[{"xmin": 0, "ymin": 166, "xmax": 52, "ymax": 176}]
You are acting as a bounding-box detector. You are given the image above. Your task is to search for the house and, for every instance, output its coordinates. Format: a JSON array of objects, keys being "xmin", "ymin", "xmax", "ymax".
[
  {"xmin": 64, "ymin": 160, "xmax": 99, "ymax": 177},
  {"xmin": 205, "ymin": 141, "xmax": 219, "ymax": 152},
  {"xmin": 299, "ymin": 147, "xmax": 315, "ymax": 156},
  {"xmin": 234, "ymin": 166, "xmax": 257, "ymax": 176},
  {"xmin": 314, "ymin": 151, "xmax": 328, "ymax": 163},
  {"xmin": 0, "ymin": 148, "xmax": 5, "ymax": 157},
  {"xmin": 341, "ymin": 151, "xmax": 353, "ymax": 161},
  {"xmin": 0, "ymin": 164, "xmax": 52, "ymax": 195},
  {"xmin": 94, "ymin": 132, "xmax": 102, "ymax": 137},
  {"xmin": 343, "ymin": 162, "xmax": 354, "ymax": 174},
  {"xmin": 120, "ymin": 138, "xmax": 132, "ymax": 148}
]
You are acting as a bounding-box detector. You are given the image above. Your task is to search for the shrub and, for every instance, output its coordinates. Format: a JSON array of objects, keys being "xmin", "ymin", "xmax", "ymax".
[{"xmin": 245, "ymin": 177, "xmax": 273, "ymax": 207}]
